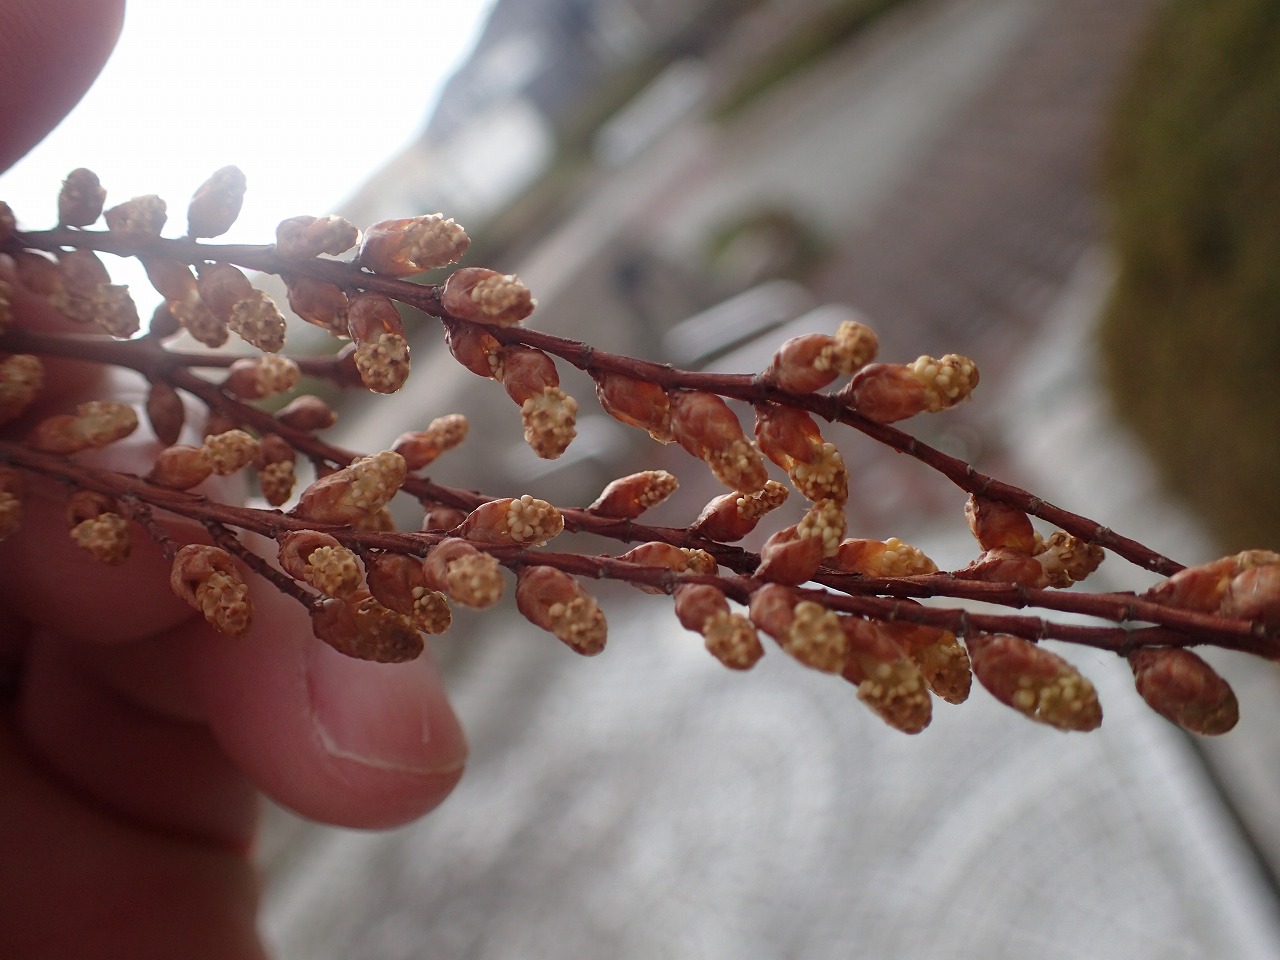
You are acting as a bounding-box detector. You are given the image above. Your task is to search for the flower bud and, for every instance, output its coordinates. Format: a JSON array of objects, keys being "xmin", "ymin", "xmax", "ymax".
[
  {"xmin": 228, "ymin": 289, "xmax": 287, "ymax": 353},
  {"xmin": 830, "ymin": 537, "xmax": 937, "ymax": 577},
  {"xmin": 755, "ymin": 404, "xmax": 848, "ymax": 503},
  {"xmin": 763, "ymin": 321, "xmax": 878, "ymax": 393},
  {"xmin": 365, "ymin": 552, "xmax": 453, "ymax": 633},
  {"xmin": 587, "ymin": 470, "xmax": 679, "ymax": 519},
  {"xmin": 422, "ymin": 537, "xmax": 504, "ymax": 608},
  {"xmin": 223, "ymin": 354, "xmax": 300, "ymax": 400},
  {"xmin": 756, "ymin": 525, "xmax": 825, "ymax": 585},
  {"xmin": 169, "ymin": 295, "xmax": 228, "ymax": 347},
  {"xmin": 104, "ymin": 195, "xmax": 166, "ymax": 238},
  {"xmin": 348, "ymin": 293, "xmax": 409, "ymax": 394},
  {"xmin": 616, "ymin": 541, "xmax": 715, "ymax": 594},
  {"xmin": 276, "ymin": 215, "xmax": 361, "ymax": 259},
  {"xmin": 0, "ymin": 354, "xmax": 45, "ymax": 425},
  {"xmin": 69, "ymin": 512, "xmax": 131, "ymax": 565},
  {"xmin": 1219, "ymin": 561, "xmax": 1280, "ymax": 629},
  {"xmin": 186, "ymin": 165, "xmax": 246, "ymax": 238},
  {"xmin": 202, "ymin": 429, "xmax": 260, "ymax": 475},
  {"xmin": 515, "ymin": 565, "xmax": 607, "ymax": 656},
  {"xmin": 879, "ymin": 614, "xmax": 971, "ymax": 705},
  {"xmin": 457, "ymin": 495, "xmax": 563, "ymax": 546},
  {"xmin": 276, "ymin": 394, "xmax": 338, "ymax": 432},
  {"xmin": 668, "ymin": 390, "xmax": 767, "ymax": 493},
  {"xmin": 964, "ymin": 495, "xmax": 1036, "ymax": 553},
  {"xmin": 197, "ymin": 263, "xmax": 254, "ymax": 320},
  {"xmin": 967, "ymin": 633, "xmax": 1101, "ymax": 732},
  {"xmin": 673, "ymin": 583, "xmax": 763, "ymax": 670},
  {"xmin": 441, "ymin": 267, "xmax": 534, "ymax": 325},
  {"xmin": 58, "ymin": 168, "xmax": 107, "ymax": 226},
  {"xmin": 748, "ymin": 584, "xmax": 846, "ymax": 673},
  {"xmin": 393, "ymin": 414, "xmax": 469, "ymax": 471},
  {"xmin": 841, "ymin": 617, "xmax": 932, "ymax": 733},
  {"xmin": 358, "ymin": 214, "xmax": 470, "ymax": 276},
  {"xmin": 310, "ymin": 592, "xmax": 423, "ymax": 662},
  {"xmin": 286, "ymin": 276, "xmax": 348, "ymax": 336},
  {"xmin": 278, "ymin": 530, "xmax": 363, "ymax": 597},
  {"xmin": 689, "ymin": 481, "xmax": 789, "ymax": 542},
  {"xmin": 29, "ymin": 400, "xmax": 138, "ymax": 454},
  {"xmin": 1128, "ymin": 647, "xmax": 1238, "ymax": 735},
  {"xmin": 1033, "ymin": 531, "xmax": 1104, "ymax": 588},
  {"xmin": 170, "ymin": 544, "xmax": 253, "ymax": 638},
  {"xmin": 148, "ymin": 444, "xmax": 214, "ymax": 489},
  {"xmin": 293, "ymin": 451, "xmax": 407, "ymax": 525}
]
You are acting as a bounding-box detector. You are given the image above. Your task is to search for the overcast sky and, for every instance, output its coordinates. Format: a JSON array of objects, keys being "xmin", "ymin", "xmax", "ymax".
[{"xmin": 0, "ymin": 0, "xmax": 498, "ymax": 243}]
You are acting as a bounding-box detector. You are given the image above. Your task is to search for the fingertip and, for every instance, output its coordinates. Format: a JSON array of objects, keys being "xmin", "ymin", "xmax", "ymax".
[
  {"xmin": 0, "ymin": 0, "xmax": 126, "ymax": 172},
  {"xmin": 188, "ymin": 584, "xmax": 467, "ymax": 829}
]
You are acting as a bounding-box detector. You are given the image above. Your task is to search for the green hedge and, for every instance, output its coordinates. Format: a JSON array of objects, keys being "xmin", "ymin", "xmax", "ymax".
[{"xmin": 1101, "ymin": 0, "xmax": 1280, "ymax": 550}]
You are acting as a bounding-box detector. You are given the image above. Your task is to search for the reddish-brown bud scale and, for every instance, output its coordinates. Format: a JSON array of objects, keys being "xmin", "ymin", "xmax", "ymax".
[
  {"xmin": 840, "ymin": 617, "xmax": 932, "ymax": 733},
  {"xmin": 278, "ymin": 530, "xmax": 364, "ymax": 597},
  {"xmin": 58, "ymin": 168, "xmax": 107, "ymax": 226},
  {"xmin": 689, "ymin": 481, "xmax": 789, "ymax": 542},
  {"xmin": 964, "ymin": 495, "xmax": 1037, "ymax": 553},
  {"xmin": 393, "ymin": 414, "xmax": 469, "ymax": 471},
  {"xmin": 148, "ymin": 444, "xmax": 214, "ymax": 489},
  {"xmin": 516, "ymin": 565, "xmax": 607, "ymax": 655},
  {"xmin": 593, "ymin": 372, "xmax": 673, "ymax": 442},
  {"xmin": 755, "ymin": 526, "xmax": 825, "ymax": 585},
  {"xmin": 141, "ymin": 258, "xmax": 198, "ymax": 302},
  {"xmin": 496, "ymin": 346, "xmax": 559, "ymax": 404},
  {"xmin": 364, "ymin": 553, "xmax": 453, "ymax": 634},
  {"xmin": 422, "ymin": 537, "xmax": 504, "ymax": 609},
  {"xmin": 617, "ymin": 541, "xmax": 713, "ymax": 594},
  {"xmin": 359, "ymin": 215, "xmax": 470, "ymax": 276},
  {"xmin": 276, "ymin": 395, "xmax": 338, "ymax": 432},
  {"xmin": 169, "ymin": 544, "xmax": 253, "ymax": 638},
  {"xmin": 441, "ymin": 267, "xmax": 534, "ymax": 326},
  {"xmin": 310, "ymin": 592, "xmax": 424, "ymax": 663},
  {"xmin": 286, "ymin": 276, "xmax": 348, "ymax": 337},
  {"xmin": 1128, "ymin": 648, "xmax": 1238, "ymax": 735},
  {"xmin": 293, "ymin": 451, "xmax": 407, "ymax": 526},
  {"xmin": 144, "ymin": 381, "xmax": 185, "ymax": 445},
  {"xmin": 830, "ymin": 537, "xmax": 937, "ymax": 578},
  {"xmin": 444, "ymin": 322, "xmax": 502, "ymax": 379},
  {"xmin": 954, "ymin": 547, "xmax": 1045, "ymax": 587},
  {"xmin": 587, "ymin": 470, "xmax": 679, "ymax": 519},
  {"xmin": 197, "ymin": 263, "xmax": 254, "ymax": 321},
  {"xmin": 842, "ymin": 363, "xmax": 929, "ymax": 423},
  {"xmin": 967, "ymin": 633, "xmax": 1101, "ymax": 732},
  {"xmin": 668, "ymin": 390, "xmax": 768, "ymax": 493},
  {"xmin": 421, "ymin": 505, "xmax": 468, "ymax": 532},
  {"xmin": 1219, "ymin": 562, "xmax": 1280, "ymax": 629}
]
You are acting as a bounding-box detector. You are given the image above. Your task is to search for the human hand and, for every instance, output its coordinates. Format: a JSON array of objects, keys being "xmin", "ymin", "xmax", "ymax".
[{"xmin": 0, "ymin": 3, "xmax": 467, "ymax": 957}]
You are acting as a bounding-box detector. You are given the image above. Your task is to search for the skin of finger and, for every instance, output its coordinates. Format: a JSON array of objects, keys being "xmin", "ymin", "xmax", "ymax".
[
  {"xmin": 184, "ymin": 577, "xmax": 468, "ymax": 828},
  {"xmin": 0, "ymin": 724, "xmax": 266, "ymax": 960},
  {"xmin": 0, "ymin": 0, "xmax": 126, "ymax": 172},
  {"xmin": 18, "ymin": 631, "xmax": 260, "ymax": 849}
]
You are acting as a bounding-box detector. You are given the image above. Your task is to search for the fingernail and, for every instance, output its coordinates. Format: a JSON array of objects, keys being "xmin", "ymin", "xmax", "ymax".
[{"xmin": 305, "ymin": 641, "xmax": 467, "ymax": 774}]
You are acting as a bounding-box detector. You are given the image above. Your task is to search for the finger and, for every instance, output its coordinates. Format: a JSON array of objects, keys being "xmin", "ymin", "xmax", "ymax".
[
  {"xmin": 16, "ymin": 630, "xmax": 259, "ymax": 849},
  {"xmin": 0, "ymin": 0, "xmax": 126, "ymax": 171},
  {"xmin": 183, "ymin": 575, "xmax": 468, "ymax": 828},
  {"xmin": 0, "ymin": 724, "xmax": 266, "ymax": 960}
]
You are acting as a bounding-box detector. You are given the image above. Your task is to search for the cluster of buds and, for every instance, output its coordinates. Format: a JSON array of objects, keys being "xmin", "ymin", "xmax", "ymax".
[
  {"xmin": 957, "ymin": 495, "xmax": 1103, "ymax": 589},
  {"xmin": 2, "ymin": 162, "xmax": 1276, "ymax": 760},
  {"xmin": 444, "ymin": 323, "xmax": 578, "ymax": 458},
  {"xmin": 1146, "ymin": 549, "xmax": 1280, "ymax": 629}
]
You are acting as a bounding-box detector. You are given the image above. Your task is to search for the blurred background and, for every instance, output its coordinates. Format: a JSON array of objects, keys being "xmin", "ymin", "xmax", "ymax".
[{"xmin": 8, "ymin": 0, "xmax": 1280, "ymax": 956}]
